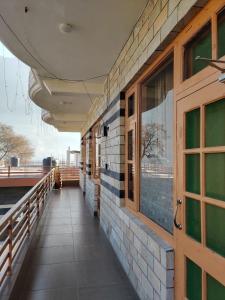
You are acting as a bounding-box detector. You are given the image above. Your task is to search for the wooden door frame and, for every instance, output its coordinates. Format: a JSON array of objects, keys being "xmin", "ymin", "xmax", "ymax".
[
  {"xmin": 175, "ymin": 80, "xmax": 225, "ymax": 299},
  {"xmin": 122, "ymin": 1, "xmax": 225, "ymax": 298}
]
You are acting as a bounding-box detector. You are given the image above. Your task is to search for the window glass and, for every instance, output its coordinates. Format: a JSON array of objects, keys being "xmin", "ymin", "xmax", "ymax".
[
  {"xmin": 140, "ymin": 57, "xmax": 174, "ymax": 233},
  {"xmin": 186, "ymin": 197, "xmax": 201, "ymax": 242},
  {"xmin": 206, "ymin": 204, "xmax": 225, "ymax": 257},
  {"xmin": 207, "ymin": 274, "xmax": 225, "ymax": 299},
  {"xmin": 186, "ymin": 154, "xmax": 200, "ymax": 195},
  {"xmin": 218, "ymin": 7, "xmax": 225, "ymax": 58},
  {"xmin": 205, "ymin": 98, "xmax": 225, "ymax": 147},
  {"xmin": 186, "ymin": 258, "xmax": 202, "ymax": 300},
  {"xmin": 128, "ymin": 94, "xmax": 135, "ymax": 117},
  {"xmin": 205, "ymin": 153, "xmax": 225, "ymax": 201},
  {"xmin": 184, "ymin": 22, "xmax": 212, "ymax": 79},
  {"xmin": 186, "ymin": 108, "xmax": 200, "ymax": 149},
  {"xmin": 128, "ymin": 164, "xmax": 134, "ymax": 201},
  {"xmin": 128, "ymin": 130, "xmax": 134, "ymax": 160}
]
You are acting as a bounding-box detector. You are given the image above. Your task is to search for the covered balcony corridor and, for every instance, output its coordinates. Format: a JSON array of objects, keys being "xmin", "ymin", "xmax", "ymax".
[{"xmin": 9, "ymin": 187, "xmax": 139, "ymax": 300}]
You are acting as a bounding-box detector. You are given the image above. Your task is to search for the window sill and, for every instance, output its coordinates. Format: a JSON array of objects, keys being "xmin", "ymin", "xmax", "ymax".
[{"xmin": 122, "ymin": 206, "xmax": 174, "ymax": 248}]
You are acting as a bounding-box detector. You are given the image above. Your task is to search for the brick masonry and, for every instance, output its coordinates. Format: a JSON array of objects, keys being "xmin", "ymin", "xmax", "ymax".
[
  {"xmin": 79, "ymin": 1, "xmax": 209, "ymax": 299},
  {"xmin": 82, "ymin": 0, "xmax": 208, "ymax": 133}
]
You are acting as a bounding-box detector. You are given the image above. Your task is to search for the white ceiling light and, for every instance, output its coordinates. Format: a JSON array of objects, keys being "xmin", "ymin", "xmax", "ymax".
[{"xmin": 59, "ymin": 23, "xmax": 73, "ymax": 34}]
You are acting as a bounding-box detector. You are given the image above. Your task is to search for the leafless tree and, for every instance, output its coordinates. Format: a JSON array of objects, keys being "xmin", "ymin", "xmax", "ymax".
[
  {"xmin": 0, "ymin": 123, "xmax": 34, "ymax": 164},
  {"xmin": 141, "ymin": 123, "xmax": 166, "ymax": 159}
]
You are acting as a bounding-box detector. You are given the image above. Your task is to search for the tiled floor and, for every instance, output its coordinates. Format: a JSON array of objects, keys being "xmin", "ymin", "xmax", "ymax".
[{"xmin": 10, "ymin": 187, "xmax": 139, "ymax": 300}]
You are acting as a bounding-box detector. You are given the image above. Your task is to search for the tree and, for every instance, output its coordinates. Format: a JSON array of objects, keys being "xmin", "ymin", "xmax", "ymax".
[
  {"xmin": 0, "ymin": 123, "xmax": 34, "ymax": 164},
  {"xmin": 141, "ymin": 123, "xmax": 166, "ymax": 160}
]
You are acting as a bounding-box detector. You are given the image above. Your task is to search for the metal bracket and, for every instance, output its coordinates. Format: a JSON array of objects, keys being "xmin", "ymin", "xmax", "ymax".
[{"xmin": 195, "ymin": 56, "xmax": 225, "ymax": 73}]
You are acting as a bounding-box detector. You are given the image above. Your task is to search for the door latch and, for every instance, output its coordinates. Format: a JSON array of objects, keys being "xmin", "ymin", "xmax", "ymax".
[{"xmin": 174, "ymin": 199, "xmax": 182, "ymax": 230}]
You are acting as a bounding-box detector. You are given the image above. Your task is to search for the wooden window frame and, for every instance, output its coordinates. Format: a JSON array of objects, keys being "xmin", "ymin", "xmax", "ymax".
[
  {"xmin": 183, "ymin": 20, "xmax": 212, "ymax": 80},
  {"xmin": 216, "ymin": 5, "xmax": 225, "ymax": 59},
  {"xmin": 91, "ymin": 121, "xmax": 101, "ymax": 181},
  {"xmin": 175, "ymin": 0, "xmax": 225, "ymax": 95},
  {"xmin": 128, "ymin": 0, "xmax": 225, "ymax": 248},
  {"xmin": 125, "ymin": 0, "xmax": 225, "ymax": 247},
  {"xmin": 82, "ymin": 137, "xmax": 86, "ymax": 174},
  {"xmin": 125, "ymin": 86, "xmax": 139, "ymax": 212},
  {"xmin": 125, "ymin": 49, "xmax": 175, "ymax": 247}
]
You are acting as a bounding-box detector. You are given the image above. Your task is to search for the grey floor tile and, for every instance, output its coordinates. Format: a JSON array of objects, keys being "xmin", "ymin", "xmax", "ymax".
[
  {"xmin": 41, "ymin": 225, "xmax": 73, "ymax": 235},
  {"xmin": 74, "ymin": 244, "xmax": 115, "ymax": 262},
  {"xmin": 29, "ymin": 245, "xmax": 74, "ymax": 265},
  {"xmin": 79, "ymin": 285, "xmax": 139, "ymax": 300},
  {"xmin": 74, "ymin": 260, "xmax": 127, "ymax": 288},
  {"xmin": 10, "ymin": 188, "xmax": 139, "ymax": 300},
  {"xmin": 24, "ymin": 262, "xmax": 76, "ymax": 291},
  {"xmin": 42, "ymin": 218, "xmax": 72, "ymax": 226},
  {"xmin": 20, "ymin": 287, "xmax": 78, "ymax": 300},
  {"xmin": 35, "ymin": 233, "xmax": 74, "ymax": 248}
]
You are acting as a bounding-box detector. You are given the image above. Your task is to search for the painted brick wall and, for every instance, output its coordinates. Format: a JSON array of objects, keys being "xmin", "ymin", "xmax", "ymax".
[
  {"xmin": 79, "ymin": 171, "xmax": 85, "ymax": 194},
  {"xmin": 100, "ymin": 199, "xmax": 174, "ymax": 300},
  {"xmin": 81, "ymin": 131, "xmax": 100, "ymax": 215},
  {"xmin": 79, "ymin": 1, "xmax": 209, "ymax": 299},
  {"xmin": 97, "ymin": 92, "xmax": 174, "ymax": 300},
  {"xmin": 82, "ymin": 0, "xmax": 208, "ymax": 134},
  {"xmin": 85, "ymin": 176, "xmax": 97, "ymax": 213}
]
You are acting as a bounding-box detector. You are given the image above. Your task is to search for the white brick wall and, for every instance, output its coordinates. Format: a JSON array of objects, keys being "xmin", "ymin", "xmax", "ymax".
[
  {"xmin": 100, "ymin": 196, "xmax": 175, "ymax": 300},
  {"xmin": 80, "ymin": 1, "xmax": 210, "ymax": 299}
]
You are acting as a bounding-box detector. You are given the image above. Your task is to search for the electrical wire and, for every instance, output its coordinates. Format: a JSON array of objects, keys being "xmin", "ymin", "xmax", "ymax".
[
  {"xmin": 82, "ymin": 81, "xmax": 93, "ymax": 105},
  {"xmin": 0, "ymin": 13, "xmax": 108, "ymax": 83},
  {"xmin": 2, "ymin": 45, "xmax": 13, "ymax": 112},
  {"xmin": 12, "ymin": 58, "xmax": 19, "ymax": 107}
]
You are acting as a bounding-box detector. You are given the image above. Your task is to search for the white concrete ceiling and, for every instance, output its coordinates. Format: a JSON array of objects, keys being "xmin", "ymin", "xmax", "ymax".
[
  {"xmin": 0, "ymin": 0, "xmax": 149, "ymax": 131},
  {"xmin": 0, "ymin": 0, "xmax": 148, "ymax": 80}
]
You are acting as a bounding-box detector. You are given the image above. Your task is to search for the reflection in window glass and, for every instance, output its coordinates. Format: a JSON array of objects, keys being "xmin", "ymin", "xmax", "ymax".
[
  {"xmin": 140, "ymin": 57, "xmax": 174, "ymax": 233},
  {"xmin": 128, "ymin": 94, "xmax": 135, "ymax": 117},
  {"xmin": 128, "ymin": 130, "xmax": 133, "ymax": 160},
  {"xmin": 128, "ymin": 164, "xmax": 134, "ymax": 201}
]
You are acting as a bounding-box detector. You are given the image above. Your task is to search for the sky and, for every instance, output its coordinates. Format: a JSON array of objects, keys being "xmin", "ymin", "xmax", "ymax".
[{"xmin": 0, "ymin": 42, "xmax": 80, "ymax": 162}]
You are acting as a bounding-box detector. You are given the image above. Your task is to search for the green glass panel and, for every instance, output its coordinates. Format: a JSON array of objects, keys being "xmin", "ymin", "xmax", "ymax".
[
  {"xmin": 186, "ymin": 258, "xmax": 202, "ymax": 300},
  {"xmin": 206, "ymin": 204, "xmax": 225, "ymax": 257},
  {"xmin": 192, "ymin": 27, "xmax": 212, "ymax": 75},
  {"xmin": 186, "ymin": 154, "xmax": 200, "ymax": 194},
  {"xmin": 205, "ymin": 98, "xmax": 225, "ymax": 147},
  {"xmin": 205, "ymin": 153, "xmax": 225, "ymax": 201},
  {"xmin": 184, "ymin": 22, "xmax": 212, "ymax": 79},
  {"xmin": 218, "ymin": 8, "xmax": 225, "ymax": 58},
  {"xmin": 186, "ymin": 108, "xmax": 200, "ymax": 149},
  {"xmin": 207, "ymin": 274, "xmax": 225, "ymax": 300},
  {"xmin": 186, "ymin": 198, "xmax": 201, "ymax": 242}
]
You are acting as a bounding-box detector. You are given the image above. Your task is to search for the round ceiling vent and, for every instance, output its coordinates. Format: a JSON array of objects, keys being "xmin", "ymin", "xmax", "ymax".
[{"xmin": 59, "ymin": 23, "xmax": 73, "ymax": 34}]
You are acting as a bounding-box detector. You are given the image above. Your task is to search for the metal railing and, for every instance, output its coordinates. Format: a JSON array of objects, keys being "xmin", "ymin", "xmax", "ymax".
[
  {"xmin": 0, "ymin": 169, "xmax": 55, "ymax": 286},
  {"xmin": 0, "ymin": 166, "xmax": 44, "ymax": 178},
  {"xmin": 59, "ymin": 167, "xmax": 80, "ymax": 184}
]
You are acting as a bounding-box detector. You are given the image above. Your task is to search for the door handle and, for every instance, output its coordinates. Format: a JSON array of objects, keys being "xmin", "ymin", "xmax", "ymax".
[{"xmin": 174, "ymin": 199, "xmax": 182, "ymax": 230}]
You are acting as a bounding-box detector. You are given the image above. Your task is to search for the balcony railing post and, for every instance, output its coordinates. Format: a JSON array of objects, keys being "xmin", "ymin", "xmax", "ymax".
[
  {"xmin": 48, "ymin": 175, "xmax": 50, "ymax": 191},
  {"xmin": 7, "ymin": 217, "xmax": 13, "ymax": 276},
  {"xmin": 7, "ymin": 166, "xmax": 10, "ymax": 178},
  {"xmin": 0, "ymin": 170, "xmax": 54, "ymax": 287},
  {"xmin": 36, "ymin": 187, "xmax": 40, "ymax": 218},
  {"xmin": 26, "ymin": 199, "xmax": 31, "ymax": 237}
]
